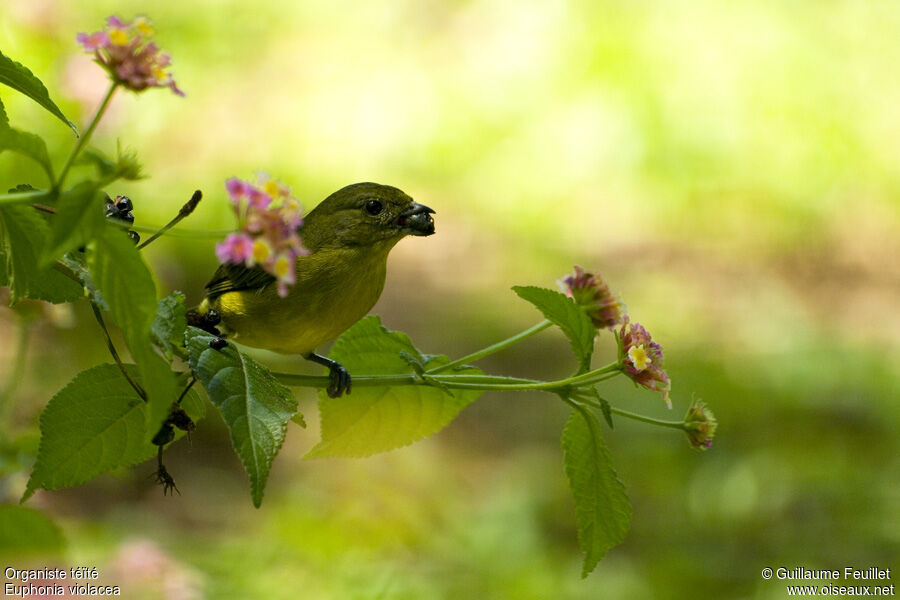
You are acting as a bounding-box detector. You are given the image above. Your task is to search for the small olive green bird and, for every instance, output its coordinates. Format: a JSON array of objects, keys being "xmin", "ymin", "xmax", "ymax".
[{"xmin": 190, "ymin": 182, "xmax": 435, "ymax": 397}]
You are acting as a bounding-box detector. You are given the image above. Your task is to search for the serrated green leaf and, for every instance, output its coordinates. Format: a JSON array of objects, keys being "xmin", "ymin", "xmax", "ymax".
[
  {"xmin": 513, "ymin": 286, "xmax": 596, "ymax": 372},
  {"xmin": 179, "ymin": 384, "xmax": 206, "ymax": 423},
  {"xmin": 0, "ymin": 50, "xmax": 76, "ymax": 132},
  {"xmin": 151, "ymin": 291, "xmax": 187, "ymax": 360},
  {"xmin": 23, "ymin": 364, "xmax": 156, "ymax": 500},
  {"xmin": 562, "ymin": 409, "xmax": 631, "ymax": 577},
  {"xmin": 186, "ymin": 327, "xmax": 298, "ymax": 507},
  {"xmin": 0, "ymin": 505, "xmax": 65, "ymax": 556},
  {"xmin": 305, "ymin": 316, "xmax": 483, "ymax": 459},
  {"xmin": 0, "ymin": 204, "xmax": 83, "ymax": 304},
  {"xmin": 21, "ymin": 365, "xmax": 204, "ymax": 501},
  {"xmin": 61, "ymin": 251, "xmax": 104, "ymax": 308},
  {"xmin": 41, "ymin": 182, "xmax": 105, "ymax": 265},
  {"xmin": 0, "ymin": 124, "xmax": 54, "ymax": 181},
  {"xmin": 87, "ymin": 227, "xmax": 175, "ymax": 440}
]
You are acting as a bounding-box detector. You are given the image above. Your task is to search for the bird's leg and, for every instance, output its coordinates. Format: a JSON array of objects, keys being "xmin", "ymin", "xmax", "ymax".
[{"xmin": 305, "ymin": 353, "xmax": 352, "ymax": 398}]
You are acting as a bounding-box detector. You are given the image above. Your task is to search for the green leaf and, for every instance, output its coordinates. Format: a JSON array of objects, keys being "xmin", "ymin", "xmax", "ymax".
[
  {"xmin": 61, "ymin": 251, "xmax": 104, "ymax": 308},
  {"xmin": 0, "ymin": 244, "xmax": 7, "ymax": 287},
  {"xmin": 0, "ymin": 505, "xmax": 65, "ymax": 556},
  {"xmin": 592, "ymin": 388, "xmax": 614, "ymax": 429},
  {"xmin": 87, "ymin": 227, "xmax": 175, "ymax": 440},
  {"xmin": 305, "ymin": 316, "xmax": 483, "ymax": 459},
  {"xmin": 78, "ymin": 145, "xmax": 144, "ymax": 184},
  {"xmin": 23, "ymin": 364, "xmax": 156, "ymax": 500},
  {"xmin": 41, "ymin": 182, "xmax": 106, "ymax": 265},
  {"xmin": 561, "ymin": 408, "xmax": 631, "ymax": 577},
  {"xmin": 0, "ymin": 204, "xmax": 83, "ymax": 304},
  {"xmin": 186, "ymin": 327, "xmax": 298, "ymax": 507},
  {"xmin": 0, "ymin": 124, "xmax": 54, "ymax": 181},
  {"xmin": 152, "ymin": 291, "xmax": 187, "ymax": 360},
  {"xmin": 513, "ymin": 286, "xmax": 596, "ymax": 372},
  {"xmin": 0, "ymin": 50, "xmax": 76, "ymax": 132}
]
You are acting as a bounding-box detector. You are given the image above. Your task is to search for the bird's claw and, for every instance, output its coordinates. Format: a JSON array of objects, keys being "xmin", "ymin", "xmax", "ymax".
[
  {"xmin": 154, "ymin": 464, "xmax": 180, "ymax": 496},
  {"xmin": 327, "ymin": 363, "xmax": 352, "ymax": 398},
  {"xmin": 305, "ymin": 353, "xmax": 352, "ymax": 397}
]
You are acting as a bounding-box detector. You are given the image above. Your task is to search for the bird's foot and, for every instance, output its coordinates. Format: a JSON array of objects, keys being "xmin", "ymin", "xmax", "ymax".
[
  {"xmin": 186, "ymin": 308, "xmax": 222, "ymax": 335},
  {"xmin": 305, "ymin": 353, "xmax": 352, "ymax": 398},
  {"xmin": 186, "ymin": 309, "xmax": 228, "ymax": 348}
]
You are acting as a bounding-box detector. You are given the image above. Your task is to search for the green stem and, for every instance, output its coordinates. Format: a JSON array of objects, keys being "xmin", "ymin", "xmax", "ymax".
[
  {"xmin": 577, "ymin": 395, "xmax": 685, "ymax": 430},
  {"xmin": 610, "ymin": 406, "xmax": 685, "ymax": 429},
  {"xmin": 427, "ymin": 320, "xmax": 552, "ymax": 374},
  {"xmin": 56, "ymin": 83, "xmax": 118, "ymax": 190},
  {"xmin": 90, "ymin": 302, "xmax": 146, "ymax": 400},
  {"xmin": 273, "ymin": 360, "xmax": 619, "ymax": 392},
  {"xmin": 137, "ymin": 190, "xmax": 203, "ymax": 250},
  {"xmin": 0, "ymin": 189, "xmax": 52, "ymax": 205},
  {"xmin": 129, "ymin": 225, "xmax": 234, "ymax": 239}
]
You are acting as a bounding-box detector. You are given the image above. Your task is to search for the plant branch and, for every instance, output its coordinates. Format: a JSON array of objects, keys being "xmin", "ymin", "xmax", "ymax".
[
  {"xmin": 90, "ymin": 302, "xmax": 146, "ymax": 400},
  {"xmin": 137, "ymin": 190, "xmax": 203, "ymax": 249},
  {"xmin": 576, "ymin": 394, "xmax": 685, "ymax": 430},
  {"xmin": 0, "ymin": 189, "xmax": 52, "ymax": 205},
  {"xmin": 427, "ymin": 320, "xmax": 552, "ymax": 374},
  {"xmin": 273, "ymin": 360, "xmax": 620, "ymax": 393},
  {"xmin": 56, "ymin": 83, "xmax": 118, "ymax": 189}
]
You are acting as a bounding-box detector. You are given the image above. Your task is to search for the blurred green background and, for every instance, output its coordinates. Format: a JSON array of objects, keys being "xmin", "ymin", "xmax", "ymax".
[{"xmin": 1, "ymin": 0, "xmax": 898, "ymax": 598}]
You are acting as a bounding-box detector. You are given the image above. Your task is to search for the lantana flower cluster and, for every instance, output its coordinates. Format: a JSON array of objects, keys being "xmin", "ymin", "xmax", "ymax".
[
  {"xmin": 77, "ymin": 16, "xmax": 184, "ymax": 96},
  {"xmin": 560, "ymin": 265, "xmax": 626, "ymax": 329},
  {"xmin": 620, "ymin": 318, "xmax": 671, "ymax": 408},
  {"xmin": 216, "ymin": 175, "xmax": 309, "ymax": 297},
  {"xmin": 560, "ymin": 265, "xmax": 671, "ymax": 407}
]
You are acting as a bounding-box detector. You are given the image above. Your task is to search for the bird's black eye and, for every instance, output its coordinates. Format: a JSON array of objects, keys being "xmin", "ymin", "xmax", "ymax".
[{"xmin": 364, "ymin": 199, "xmax": 383, "ymax": 215}]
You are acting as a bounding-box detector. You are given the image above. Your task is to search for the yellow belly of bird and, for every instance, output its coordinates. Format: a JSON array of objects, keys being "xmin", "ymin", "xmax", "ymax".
[{"xmin": 202, "ymin": 246, "xmax": 390, "ymax": 356}]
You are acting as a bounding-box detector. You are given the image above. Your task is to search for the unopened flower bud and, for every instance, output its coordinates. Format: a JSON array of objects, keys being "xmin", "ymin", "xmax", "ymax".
[{"xmin": 683, "ymin": 399, "xmax": 717, "ymax": 450}]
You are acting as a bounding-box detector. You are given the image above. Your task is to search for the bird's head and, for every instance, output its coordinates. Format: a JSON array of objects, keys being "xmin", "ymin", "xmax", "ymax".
[{"xmin": 301, "ymin": 182, "xmax": 435, "ymax": 251}]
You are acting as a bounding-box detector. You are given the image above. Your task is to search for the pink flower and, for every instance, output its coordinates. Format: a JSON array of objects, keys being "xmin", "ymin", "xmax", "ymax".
[
  {"xmin": 620, "ymin": 318, "xmax": 671, "ymax": 407},
  {"xmin": 215, "ymin": 233, "xmax": 254, "ymax": 264},
  {"xmin": 76, "ymin": 15, "xmax": 184, "ymax": 96},
  {"xmin": 559, "ymin": 266, "xmax": 626, "ymax": 330},
  {"xmin": 225, "ymin": 178, "xmax": 248, "ymax": 203},
  {"xmin": 77, "ymin": 31, "xmax": 109, "ymax": 50},
  {"xmin": 216, "ymin": 175, "xmax": 310, "ymax": 295}
]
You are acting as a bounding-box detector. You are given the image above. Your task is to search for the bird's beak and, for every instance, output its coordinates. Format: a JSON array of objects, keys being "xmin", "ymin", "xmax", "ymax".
[{"xmin": 397, "ymin": 202, "xmax": 435, "ymax": 236}]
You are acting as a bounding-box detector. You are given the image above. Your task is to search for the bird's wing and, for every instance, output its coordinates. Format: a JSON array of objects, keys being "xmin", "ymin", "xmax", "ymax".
[{"xmin": 204, "ymin": 262, "xmax": 276, "ymax": 299}]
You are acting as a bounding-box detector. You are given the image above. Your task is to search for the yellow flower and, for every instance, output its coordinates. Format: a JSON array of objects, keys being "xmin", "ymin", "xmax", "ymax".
[
  {"xmin": 252, "ymin": 239, "xmax": 272, "ymax": 264},
  {"xmin": 627, "ymin": 344, "xmax": 651, "ymax": 371},
  {"xmin": 263, "ymin": 180, "xmax": 280, "ymax": 198},
  {"xmin": 134, "ymin": 17, "xmax": 155, "ymax": 36},
  {"xmin": 109, "ymin": 29, "xmax": 129, "ymax": 45},
  {"xmin": 274, "ymin": 255, "xmax": 290, "ymax": 278}
]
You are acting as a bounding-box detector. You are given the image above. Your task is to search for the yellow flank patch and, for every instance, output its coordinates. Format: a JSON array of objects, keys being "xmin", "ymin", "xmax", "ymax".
[{"xmin": 627, "ymin": 344, "xmax": 651, "ymax": 371}]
